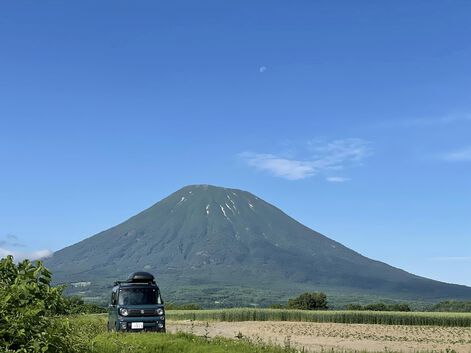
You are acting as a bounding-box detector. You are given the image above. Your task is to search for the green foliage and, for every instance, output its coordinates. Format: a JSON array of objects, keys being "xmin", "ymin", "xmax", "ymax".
[
  {"xmin": 0, "ymin": 256, "xmax": 106, "ymax": 352},
  {"xmin": 286, "ymin": 292, "xmax": 328, "ymax": 310},
  {"xmin": 168, "ymin": 308, "xmax": 471, "ymax": 327},
  {"xmin": 0, "ymin": 255, "xmax": 72, "ymax": 352},
  {"xmin": 430, "ymin": 301, "xmax": 471, "ymax": 312},
  {"xmin": 346, "ymin": 302, "xmax": 411, "ymax": 312}
]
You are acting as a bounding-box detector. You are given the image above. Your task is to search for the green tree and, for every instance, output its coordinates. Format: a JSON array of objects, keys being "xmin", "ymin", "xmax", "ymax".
[{"xmin": 287, "ymin": 292, "xmax": 328, "ymax": 310}]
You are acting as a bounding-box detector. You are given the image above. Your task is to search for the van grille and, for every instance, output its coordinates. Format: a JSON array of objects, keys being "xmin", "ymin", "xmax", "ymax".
[{"xmin": 127, "ymin": 309, "xmax": 156, "ymax": 317}]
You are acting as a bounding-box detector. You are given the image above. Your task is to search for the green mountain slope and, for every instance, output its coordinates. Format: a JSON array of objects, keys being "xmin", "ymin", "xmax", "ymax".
[{"xmin": 45, "ymin": 185, "xmax": 471, "ymax": 306}]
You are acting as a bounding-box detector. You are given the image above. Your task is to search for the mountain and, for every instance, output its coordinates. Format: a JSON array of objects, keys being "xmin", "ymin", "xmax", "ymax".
[{"xmin": 45, "ymin": 185, "xmax": 471, "ymax": 307}]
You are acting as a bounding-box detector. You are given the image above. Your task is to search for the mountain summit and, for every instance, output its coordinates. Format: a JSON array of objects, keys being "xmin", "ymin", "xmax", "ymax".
[{"xmin": 45, "ymin": 185, "xmax": 471, "ymax": 306}]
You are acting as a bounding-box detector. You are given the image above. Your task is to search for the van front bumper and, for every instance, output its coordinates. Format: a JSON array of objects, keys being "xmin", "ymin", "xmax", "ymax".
[{"xmin": 117, "ymin": 317, "xmax": 165, "ymax": 332}]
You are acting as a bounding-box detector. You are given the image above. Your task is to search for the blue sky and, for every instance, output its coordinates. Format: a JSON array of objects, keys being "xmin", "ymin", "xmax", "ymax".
[{"xmin": 1, "ymin": 1, "xmax": 470, "ymax": 286}]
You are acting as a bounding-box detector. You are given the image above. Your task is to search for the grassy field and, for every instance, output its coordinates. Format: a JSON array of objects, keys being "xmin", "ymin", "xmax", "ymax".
[
  {"xmin": 91, "ymin": 331, "xmax": 302, "ymax": 353},
  {"xmin": 167, "ymin": 308, "xmax": 471, "ymax": 327},
  {"xmin": 69, "ymin": 315, "xmax": 300, "ymax": 353}
]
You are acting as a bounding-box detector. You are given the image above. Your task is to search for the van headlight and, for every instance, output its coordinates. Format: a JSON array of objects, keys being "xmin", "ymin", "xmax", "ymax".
[
  {"xmin": 119, "ymin": 308, "xmax": 129, "ymax": 316},
  {"xmin": 156, "ymin": 308, "xmax": 164, "ymax": 316}
]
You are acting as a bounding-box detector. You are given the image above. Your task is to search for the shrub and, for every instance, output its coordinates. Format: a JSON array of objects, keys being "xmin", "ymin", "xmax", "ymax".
[
  {"xmin": 286, "ymin": 292, "xmax": 328, "ymax": 310},
  {"xmin": 0, "ymin": 255, "xmax": 74, "ymax": 352}
]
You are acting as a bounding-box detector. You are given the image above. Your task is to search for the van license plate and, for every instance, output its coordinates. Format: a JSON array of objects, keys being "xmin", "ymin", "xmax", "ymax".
[{"xmin": 131, "ymin": 322, "xmax": 144, "ymax": 329}]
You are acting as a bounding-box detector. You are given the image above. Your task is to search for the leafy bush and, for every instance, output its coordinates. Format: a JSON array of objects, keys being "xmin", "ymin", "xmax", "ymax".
[
  {"xmin": 286, "ymin": 292, "xmax": 328, "ymax": 310},
  {"xmin": 0, "ymin": 255, "xmax": 75, "ymax": 352}
]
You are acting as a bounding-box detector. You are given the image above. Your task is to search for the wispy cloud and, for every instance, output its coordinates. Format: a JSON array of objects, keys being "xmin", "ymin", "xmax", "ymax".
[
  {"xmin": 239, "ymin": 138, "xmax": 372, "ymax": 181},
  {"xmin": 259, "ymin": 66, "xmax": 267, "ymax": 73},
  {"xmin": 326, "ymin": 176, "xmax": 351, "ymax": 183},
  {"xmin": 0, "ymin": 234, "xmax": 52, "ymax": 261},
  {"xmin": 239, "ymin": 153, "xmax": 316, "ymax": 180},
  {"xmin": 438, "ymin": 146, "xmax": 471, "ymax": 162}
]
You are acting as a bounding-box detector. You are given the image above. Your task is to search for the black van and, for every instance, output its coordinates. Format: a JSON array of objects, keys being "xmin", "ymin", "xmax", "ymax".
[{"xmin": 108, "ymin": 271, "xmax": 165, "ymax": 332}]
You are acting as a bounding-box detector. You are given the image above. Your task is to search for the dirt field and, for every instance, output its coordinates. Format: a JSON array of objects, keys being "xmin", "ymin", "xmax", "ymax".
[{"xmin": 168, "ymin": 320, "xmax": 471, "ymax": 352}]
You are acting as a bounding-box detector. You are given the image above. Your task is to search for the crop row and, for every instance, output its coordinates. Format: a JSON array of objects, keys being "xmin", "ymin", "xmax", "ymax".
[{"xmin": 167, "ymin": 309, "xmax": 471, "ymax": 327}]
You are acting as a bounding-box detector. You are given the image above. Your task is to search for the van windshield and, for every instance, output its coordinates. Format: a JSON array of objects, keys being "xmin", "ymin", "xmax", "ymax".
[{"xmin": 118, "ymin": 287, "xmax": 158, "ymax": 305}]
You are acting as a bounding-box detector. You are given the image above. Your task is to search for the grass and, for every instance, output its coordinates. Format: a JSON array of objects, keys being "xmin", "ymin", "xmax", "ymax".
[
  {"xmin": 90, "ymin": 332, "xmax": 299, "ymax": 353},
  {"xmin": 68, "ymin": 314, "xmax": 299, "ymax": 352},
  {"xmin": 167, "ymin": 308, "xmax": 471, "ymax": 327}
]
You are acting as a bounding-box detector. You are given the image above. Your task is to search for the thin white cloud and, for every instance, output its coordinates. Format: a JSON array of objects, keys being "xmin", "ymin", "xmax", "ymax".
[
  {"xmin": 0, "ymin": 247, "xmax": 53, "ymax": 262},
  {"xmin": 326, "ymin": 176, "xmax": 351, "ymax": 183},
  {"xmin": 259, "ymin": 66, "xmax": 267, "ymax": 73},
  {"xmin": 438, "ymin": 146, "xmax": 471, "ymax": 162},
  {"xmin": 240, "ymin": 153, "xmax": 316, "ymax": 180},
  {"xmin": 240, "ymin": 138, "xmax": 371, "ymax": 181}
]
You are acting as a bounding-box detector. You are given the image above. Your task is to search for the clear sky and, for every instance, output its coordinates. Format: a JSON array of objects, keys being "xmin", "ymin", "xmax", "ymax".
[{"xmin": 1, "ymin": 1, "xmax": 470, "ymax": 286}]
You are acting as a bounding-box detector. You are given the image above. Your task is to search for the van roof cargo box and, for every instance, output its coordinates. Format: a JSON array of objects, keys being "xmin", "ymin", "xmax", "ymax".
[{"xmin": 126, "ymin": 271, "xmax": 155, "ymax": 283}]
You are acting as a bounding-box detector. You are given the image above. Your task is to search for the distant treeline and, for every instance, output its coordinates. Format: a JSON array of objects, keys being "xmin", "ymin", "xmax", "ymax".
[
  {"xmin": 346, "ymin": 302, "xmax": 411, "ymax": 312},
  {"xmin": 345, "ymin": 301, "xmax": 471, "ymax": 313},
  {"xmin": 265, "ymin": 293, "xmax": 471, "ymax": 313},
  {"xmin": 165, "ymin": 303, "xmax": 202, "ymax": 310},
  {"xmin": 267, "ymin": 292, "xmax": 413, "ymax": 312},
  {"xmin": 429, "ymin": 301, "xmax": 471, "ymax": 313}
]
